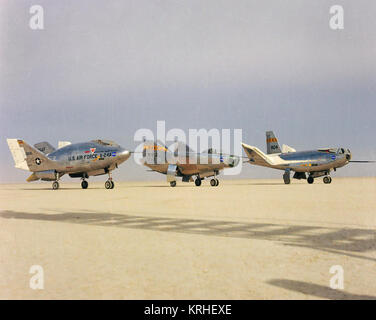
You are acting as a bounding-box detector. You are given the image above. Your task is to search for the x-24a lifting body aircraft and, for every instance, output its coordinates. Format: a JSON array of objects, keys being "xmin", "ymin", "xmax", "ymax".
[
  {"xmin": 241, "ymin": 131, "xmax": 372, "ymax": 184},
  {"xmin": 7, "ymin": 139, "xmax": 130, "ymax": 189}
]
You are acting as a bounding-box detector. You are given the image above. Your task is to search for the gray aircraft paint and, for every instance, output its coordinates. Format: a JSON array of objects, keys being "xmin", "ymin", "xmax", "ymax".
[
  {"xmin": 7, "ymin": 139, "xmax": 130, "ymax": 189},
  {"xmin": 242, "ymin": 131, "xmax": 353, "ymax": 184}
]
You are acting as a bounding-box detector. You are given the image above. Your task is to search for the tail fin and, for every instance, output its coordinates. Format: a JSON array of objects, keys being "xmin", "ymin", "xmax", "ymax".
[
  {"xmin": 242, "ymin": 143, "xmax": 275, "ymax": 167},
  {"xmin": 34, "ymin": 141, "xmax": 55, "ymax": 154},
  {"xmin": 7, "ymin": 139, "xmax": 55, "ymax": 172},
  {"xmin": 58, "ymin": 141, "xmax": 71, "ymax": 149},
  {"xmin": 142, "ymin": 140, "xmax": 169, "ymax": 165},
  {"xmin": 266, "ymin": 131, "xmax": 281, "ymax": 154},
  {"xmin": 281, "ymin": 144, "xmax": 296, "ymax": 153}
]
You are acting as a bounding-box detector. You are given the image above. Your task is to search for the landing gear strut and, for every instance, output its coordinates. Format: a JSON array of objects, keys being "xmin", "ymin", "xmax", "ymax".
[
  {"xmin": 105, "ymin": 171, "xmax": 115, "ymax": 189},
  {"xmin": 323, "ymin": 176, "xmax": 332, "ymax": 184},
  {"xmin": 52, "ymin": 173, "xmax": 60, "ymax": 190}
]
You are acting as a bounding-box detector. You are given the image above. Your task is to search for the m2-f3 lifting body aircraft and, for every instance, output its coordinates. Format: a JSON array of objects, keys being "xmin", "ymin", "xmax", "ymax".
[
  {"xmin": 242, "ymin": 131, "xmax": 364, "ymax": 184},
  {"xmin": 7, "ymin": 139, "xmax": 130, "ymax": 189},
  {"xmin": 141, "ymin": 141, "xmax": 240, "ymax": 187}
]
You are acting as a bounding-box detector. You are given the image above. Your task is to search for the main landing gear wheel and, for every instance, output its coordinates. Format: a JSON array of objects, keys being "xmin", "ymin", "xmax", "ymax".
[
  {"xmin": 195, "ymin": 178, "xmax": 202, "ymax": 187},
  {"xmin": 52, "ymin": 181, "xmax": 59, "ymax": 190},
  {"xmin": 170, "ymin": 181, "xmax": 176, "ymax": 187},
  {"xmin": 283, "ymin": 170, "xmax": 290, "ymax": 184},
  {"xmin": 307, "ymin": 176, "xmax": 314, "ymax": 184},
  {"xmin": 323, "ymin": 176, "xmax": 332, "ymax": 184},
  {"xmin": 215, "ymin": 179, "xmax": 219, "ymax": 186},
  {"xmin": 105, "ymin": 180, "xmax": 114, "ymax": 189},
  {"xmin": 283, "ymin": 175, "xmax": 291, "ymax": 184},
  {"xmin": 81, "ymin": 180, "xmax": 88, "ymax": 189}
]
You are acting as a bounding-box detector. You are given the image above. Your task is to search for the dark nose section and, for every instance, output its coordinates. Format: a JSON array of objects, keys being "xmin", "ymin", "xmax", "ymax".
[{"xmin": 226, "ymin": 156, "xmax": 240, "ymax": 167}]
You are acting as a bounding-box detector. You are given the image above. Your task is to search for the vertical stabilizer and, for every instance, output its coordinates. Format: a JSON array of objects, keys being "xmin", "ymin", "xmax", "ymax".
[
  {"xmin": 58, "ymin": 141, "xmax": 71, "ymax": 149},
  {"xmin": 266, "ymin": 131, "xmax": 281, "ymax": 154},
  {"xmin": 7, "ymin": 139, "xmax": 55, "ymax": 172},
  {"xmin": 7, "ymin": 139, "xmax": 29, "ymax": 170},
  {"xmin": 34, "ymin": 141, "xmax": 55, "ymax": 154}
]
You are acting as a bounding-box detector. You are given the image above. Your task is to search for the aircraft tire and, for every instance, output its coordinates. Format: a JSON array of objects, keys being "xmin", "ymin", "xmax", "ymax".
[
  {"xmin": 323, "ymin": 176, "xmax": 332, "ymax": 184},
  {"xmin": 81, "ymin": 180, "xmax": 88, "ymax": 189},
  {"xmin": 110, "ymin": 181, "xmax": 115, "ymax": 189},
  {"xmin": 210, "ymin": 179, "xmax": 216, "ymax": 187},
  {"xmin": 105, "ymin": 180, "xmax": 112, "ymax": 189},
  {"xmin": 195, "ymin": 178, "xmax": 202, "ymax": 187},
  {"xmin": 215, "ymin": 179, "xmax": 219, "ymax": 186},
  {"xmin": 52, "ymin": 181, "xmax": 59, "ymax": 190},
  {"xmin": 170, "ymin": 181, "xmax": 176, "ymax": 187},
  {"xmin": 307, "ymin": 176, "xmax": 314, "ymax": 184},
  {"xmin": 283, "ymin": 176, "xmax": 290, "ymax": 184}
]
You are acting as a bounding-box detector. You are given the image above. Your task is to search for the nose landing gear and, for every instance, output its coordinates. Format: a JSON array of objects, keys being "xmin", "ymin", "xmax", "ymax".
[
  {"xmin": 105, "ymin": 171, "xmax": 115, "ymax": 189},
  {"xmin": 323, "ymin": 176, "xmax": 332, "ymax": 184},
  {"xmin": 210, "ymin": 178, "xmax": 219, "ymax": 187}
]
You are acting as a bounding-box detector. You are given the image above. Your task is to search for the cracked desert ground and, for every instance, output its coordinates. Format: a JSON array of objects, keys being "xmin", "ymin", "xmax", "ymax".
[{"xmin": 0, "ymin": 178, "xmax": 375, "ymax": 299}]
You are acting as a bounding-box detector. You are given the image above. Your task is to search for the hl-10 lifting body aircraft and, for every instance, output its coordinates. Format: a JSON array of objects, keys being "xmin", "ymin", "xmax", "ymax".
[
  {"xmin": 242, "ymin": 131, "xmax": 373, "ymax": 184},
  {"xmin": 141, "ymin": 141, "xmax": 240, "ymax": 187},
  {"xmin": 7, "ymin": 139, "xmax": 130, "ymax": 189}
]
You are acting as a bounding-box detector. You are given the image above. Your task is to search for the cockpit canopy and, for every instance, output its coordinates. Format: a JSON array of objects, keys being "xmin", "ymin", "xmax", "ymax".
[
  {"xmin": 318, "ymin": 148, "xmax": 350, "ymax": 154},
  {"xmin": 318, "ymin": 148, "xmax": 337, "ymax": 154},
  {"xmin": 337, "ymin": 148, "xmax": 351, "ymax": 154},
  {"xmin": 203, "ymin": 148, "xmax": 218, "ymax": 154},
  {"xmin": 91, "ymin": 139, "xmax": 119, "ymax": 147},
  {"xmin": 172, "ymin": 142, "xmax": 195, "ymax": 157}
]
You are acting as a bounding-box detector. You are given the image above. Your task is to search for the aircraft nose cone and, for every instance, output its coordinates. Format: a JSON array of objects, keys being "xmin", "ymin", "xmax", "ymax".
[
  {"xmin": 119, "ymin": 149, "xmax": 131, "ymax": 161},
  {"xmin": 227, "ymin": 156, "xmax": 240, "ymax": 167}
]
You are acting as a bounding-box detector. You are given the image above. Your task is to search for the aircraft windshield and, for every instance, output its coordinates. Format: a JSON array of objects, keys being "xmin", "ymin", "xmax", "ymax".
[
  {"xmin": 203, "ymin": 148, "xmax": 218, "ymax": 154},
  {"xmin": 318, "ymin": 148, "xmax": 337, "ymax": 154},
  {"xmin": 172, "ymin": 142, "xmax": 195, "ymax": 156}
]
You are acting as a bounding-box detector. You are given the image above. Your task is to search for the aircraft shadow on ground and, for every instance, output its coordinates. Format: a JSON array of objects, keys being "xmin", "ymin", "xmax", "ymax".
[
  {"xmin": 0, "ymin": 210, "xmax": 375, "ymax": 262},
  {"xmin": 267, "ymin": 279, "xmax": 376, "ymax": 300}
]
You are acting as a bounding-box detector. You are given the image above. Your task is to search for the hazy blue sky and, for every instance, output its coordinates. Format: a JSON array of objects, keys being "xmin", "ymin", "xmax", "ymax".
[{"xmin": 1, "ymin": 0, "xmax": 376, "ymax": 182}]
